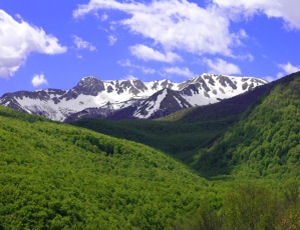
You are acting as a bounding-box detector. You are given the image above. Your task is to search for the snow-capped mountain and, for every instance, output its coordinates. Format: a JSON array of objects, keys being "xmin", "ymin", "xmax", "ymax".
[{"xmin": 0, "ymin": 73, "xmax": 268, "ymax": 121}]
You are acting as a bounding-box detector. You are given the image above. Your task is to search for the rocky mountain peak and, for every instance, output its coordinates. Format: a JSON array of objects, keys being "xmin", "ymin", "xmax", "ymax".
[
  {"xmin": 62, "ymin": 76, "xmax": 105, "ymax": 100},
  {"xmin": 75, "ymin": 76, "xmax": 105, "ymax": 95}
]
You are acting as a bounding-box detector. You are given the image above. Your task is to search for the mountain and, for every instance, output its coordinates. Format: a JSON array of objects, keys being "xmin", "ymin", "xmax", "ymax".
[
  {"xmin": 73, "ymin": 72, "xmax": 300, "ymax": 179},
  {"xmin": 72, "ymin": 76, "xmax": 273, "ymax": 165},
  {"xmin": 0, "ymin": 73, "xmax": 267, "ymax": 122},
  {"xmin": 71, "ymin": 72, "xmax": 300, "ymax": 229}
]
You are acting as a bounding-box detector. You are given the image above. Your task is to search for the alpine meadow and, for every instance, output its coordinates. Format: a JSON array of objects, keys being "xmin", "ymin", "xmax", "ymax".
[{"xmin": 0, "ymin": 72, "xmax": 299, "ymax": 229}]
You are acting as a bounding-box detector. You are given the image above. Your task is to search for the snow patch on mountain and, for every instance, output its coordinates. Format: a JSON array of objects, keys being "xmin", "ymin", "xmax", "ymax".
[
  {"xmin": 0, "ymin": 73, "xmax": 268, "ymax": 121},
  {"xmin": 133, "ymin": 89, "xmax": 168, "ymax": 119}
]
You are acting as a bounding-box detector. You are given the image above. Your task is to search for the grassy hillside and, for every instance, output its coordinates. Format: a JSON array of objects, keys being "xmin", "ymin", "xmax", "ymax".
[
  {"xmin": 194, "ymin": 72, "xmax": 300, "ymax": 178},
  {"xmin": 0, "ymin": 106, "xmax": 212, "ymax": 229}
]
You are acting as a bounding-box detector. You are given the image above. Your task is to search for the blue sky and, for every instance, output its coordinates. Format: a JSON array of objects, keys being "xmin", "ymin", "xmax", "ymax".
[{"xmin": 1, "ymin": 0, "xmax": 300, "ymax": 95}]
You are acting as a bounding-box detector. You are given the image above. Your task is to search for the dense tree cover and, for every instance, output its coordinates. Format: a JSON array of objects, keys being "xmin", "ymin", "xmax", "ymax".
[
  {"xmin": 0, "ymin": 106, "xmax": 212, "ymax": 229},
  {"xmin": 72, "ymin": 115, "xmax": 237, "ymax": 165},
  {"xmin": 2, "ymin": 106, "xmax": 298, "ymax": 230},
  {"xmin": 176, "ymin": 180, "xmax": 300, "ymax": 230},
  {"xmin": 195, "ymin": 72, "xmax": 300, "ymax": 179}
]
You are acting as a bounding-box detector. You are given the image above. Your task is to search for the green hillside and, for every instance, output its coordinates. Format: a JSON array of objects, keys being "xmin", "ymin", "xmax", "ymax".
[
  {"xmin": 195, "ymin": 72, "xmax": 300, "ymax": 179},
  {"xmin": 1, "ymin": 72, "xmax": 300, "ymax": 229},
  {"xmin": 0, "ymin": 106, "xmax": 211, "ymax": 229}
]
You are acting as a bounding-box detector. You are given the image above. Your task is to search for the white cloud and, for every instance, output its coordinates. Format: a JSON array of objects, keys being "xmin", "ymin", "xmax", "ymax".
[
  {"xmin": 277, "ymin": 62, "xmax": 300, "ymax": 78},
  {"xmin": 203, "ymin": 58, "xmax": 241, "ymax": 75},
  {"xmin": 32, "ymin": 73, "xmax": 48, "ymax": 87},
  {"xmin": 213, "ymin": 0, "xmax": 300, "ymax": 30},
  {"xmin": 130, "ymin": 44, "xmax": 181, "ymax": 63},
  {"xmin": 236, "ymin": 54, "xmax": 254, "ymax": 62},
  {"xmin": 108, "ymin": 35, "xmax": 117, "ymax": 46},
  {"xmin": 122, "ymin": 75, "xmax": 138, "ymax": 81},
  {"xmin": 73, "ymin": 35, "xmax": 96, "ymax": 51},
  {"xmin": 164, "ymin": 67, "xmax": 195, "ymax": 78},
  {"xmin": 0, "ymin": 10, "xmax": 67, "ymax": 78},
  {"xmin": 73, "ymin": 0, "xmax": 243, "ymax": 57},
  {"xmin": 100, "ymin": 13, "xmax": 108, "ymax": 21},
  {"xmin": 263, "ymin": 75, "xmax": 276, "ymax": 82},
  {"xmin": 118, "ymin": 59, "xmax": 156, "ymax": 74}
]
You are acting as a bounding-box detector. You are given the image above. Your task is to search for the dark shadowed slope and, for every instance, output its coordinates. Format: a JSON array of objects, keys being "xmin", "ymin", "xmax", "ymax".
[{"xmin": 194, "ymin": 72, "xmax": 300, "ymax": 178}]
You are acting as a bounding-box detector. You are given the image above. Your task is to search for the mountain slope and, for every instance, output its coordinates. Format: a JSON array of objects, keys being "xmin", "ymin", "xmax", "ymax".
[
  {"xmin": 0, "ymin": 74, "xmax": 267, "ymax": 121},
  {"xmin": 70, "ymin": 73, "xmax": 300, "ymax": 229},
  {"xmin": 73, "ymin": 72, "xmax": 300, "ymax": 180},
  {"xmin": 73, "ymin": 117, "xmax": 234, "ymax": 164},
  {"xmin": 72, "ymin": 76, "xmax": 273, "ymax": 164},
  {"xmin": 0, "ymin": 106, "xmax": 210, "ymax": 229},
  {"xmin": 158, "ymin": 81, "xmax": 273, "ymax": 123},
  {"xmin": 194, "ymin": 72, "xmax": 300, "ymax": 178}
]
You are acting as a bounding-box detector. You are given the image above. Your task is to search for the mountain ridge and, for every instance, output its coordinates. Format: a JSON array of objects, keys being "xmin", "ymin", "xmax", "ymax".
[
  {"xmin": 0, "ymin": 73, "xmax": 267, "ymax": 121},
  {"xmin": 194, "ymin": 71, "xmax": 300, "ymax": 177},
  {"xmin": 72, "ymin": 72, "xmax": 300, "ymax": 178}
]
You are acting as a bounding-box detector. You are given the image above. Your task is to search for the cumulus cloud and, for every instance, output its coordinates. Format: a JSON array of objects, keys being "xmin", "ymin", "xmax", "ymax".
[
  {"xmin": 130, "ymin": 44, "xmax": 181, "ymax": 63},
  {"xmin": 73, "ymin": 35, "xmax": 96, "ymax": 51},
  {"xmin": 213, "ymin": 0, "xmax": 300, "ymax": 30},
  {"xmin": 203, "ymin": 58, "xmax": 241, "ymax": 75},
  {"xmin": 73, "ymin": 0, "xmax": 243, "ymax": 57},
  {"xmin": 277, "ymin": 62, "xmax": 300, "ymax": 78},
  {"xmin": 31, "ymin": 73, "xmax": 48, "ymax": 87},
  {"xmin": 164, "ymin": 67, "xmax": 195, "ymax": 78},
  {"xmin": 0, "ymin": 10, "xmax": 67, "ymax": 78}
]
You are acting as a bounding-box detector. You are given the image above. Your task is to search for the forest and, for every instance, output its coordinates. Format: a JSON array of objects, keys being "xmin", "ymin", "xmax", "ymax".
[{"xmin": 0, "ymin": 72, "xmax": 299, "ymax": 229}]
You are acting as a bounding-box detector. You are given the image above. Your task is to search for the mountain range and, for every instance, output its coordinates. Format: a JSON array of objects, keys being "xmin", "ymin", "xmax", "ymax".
[{"xmin": 0, "ymin": 73, "xmax": 267, "ymax": 121}]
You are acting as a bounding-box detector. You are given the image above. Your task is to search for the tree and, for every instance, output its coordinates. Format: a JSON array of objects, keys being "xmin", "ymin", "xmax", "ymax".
[{"xmin": 222, "ymin": 182, "xmax": 276, "ymax": 230}]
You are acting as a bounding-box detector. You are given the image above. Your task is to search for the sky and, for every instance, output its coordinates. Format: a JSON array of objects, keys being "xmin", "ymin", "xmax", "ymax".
[{"xmin": 1, "ymin": 0, "xmax": 300, "ymax": 95}]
